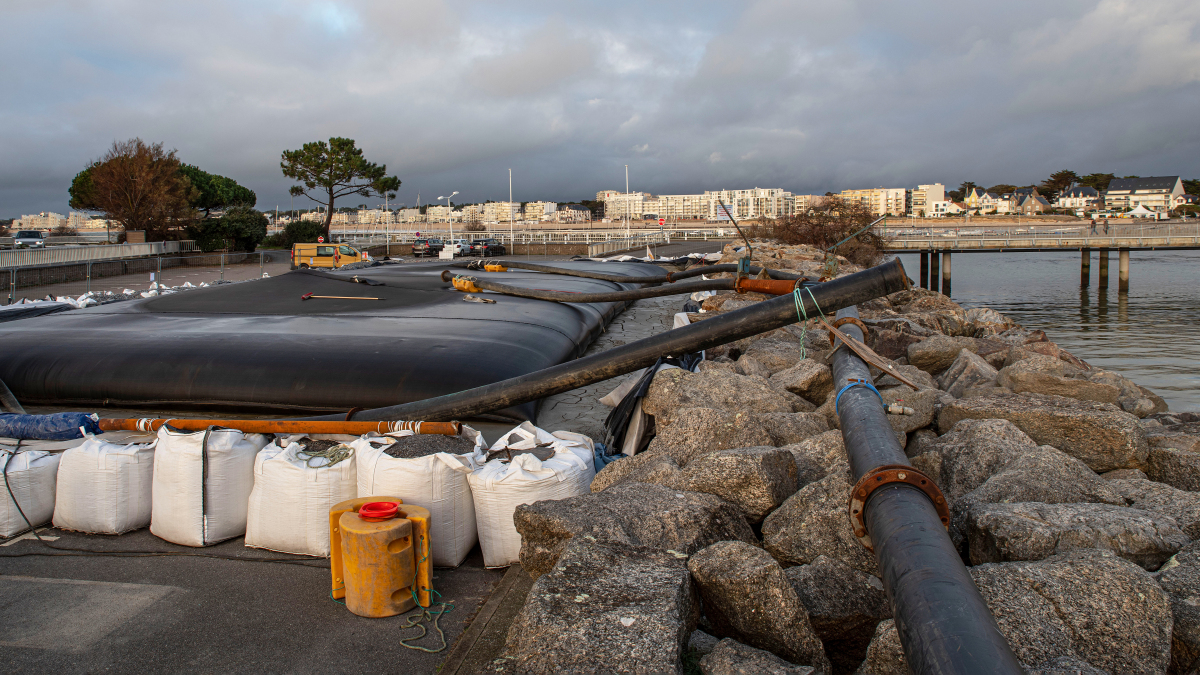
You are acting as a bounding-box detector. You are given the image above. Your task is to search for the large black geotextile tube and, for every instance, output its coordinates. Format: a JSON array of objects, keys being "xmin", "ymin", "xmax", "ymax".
[
  {"xmin": 831, "ymin": 307, "xmax": 1023, "ymax": 674},
  {"xmin": 442, "ymin": 271, "xmax": 743, "ymax": 303},
  {"xmin": 309, "ymin": 259, "xmax": 908, "ymax": 422},
  {"xmin": 450, "ymin": 260, "xmax": 806, "ymax": 283}
]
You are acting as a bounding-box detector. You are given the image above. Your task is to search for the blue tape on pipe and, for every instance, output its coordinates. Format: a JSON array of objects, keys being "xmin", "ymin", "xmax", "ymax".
[{"xmin": 834, "ymin": 378, "xmax": 883, "ymax": 415}]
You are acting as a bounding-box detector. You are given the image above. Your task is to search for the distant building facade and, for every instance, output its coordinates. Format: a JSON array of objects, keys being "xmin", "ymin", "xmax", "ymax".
[
  {"xmin": 907, "ymin": 184, "xmax": 945, "ymax": 217},
  {"xmin": 839, "ymin": 188, "xmax": 907, "ymax": 216},
  {"xmin": 1104, "ymin": 176, "xmax": 1185, "ymax": 213}
]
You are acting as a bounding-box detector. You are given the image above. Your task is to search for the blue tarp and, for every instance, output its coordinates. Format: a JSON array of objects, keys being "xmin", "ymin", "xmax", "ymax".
[{"xmin": 0, "ymin": 413, "xmax": 101, "ymax": 440}]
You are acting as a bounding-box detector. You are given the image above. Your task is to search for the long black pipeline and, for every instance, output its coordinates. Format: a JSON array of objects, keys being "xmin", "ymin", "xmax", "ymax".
[
  {"xmin": 440, "ymin": 270, "xmax": 813, "ymax": 304},
  {"xmin": 831, "ymin": 306, "xmax": 1022, "ymax": 674},
  {"xmin": 307, "ymin": 258, "xmax": 909, "ymax": 422},
  {"xmin": 451, "ymin": 260, "xmax": 807, "ymax": 283}
]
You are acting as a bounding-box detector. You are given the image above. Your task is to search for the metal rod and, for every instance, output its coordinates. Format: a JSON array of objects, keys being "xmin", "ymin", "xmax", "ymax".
[
  {"xmin": 97, "ymin": 418, "xmax": 462, "ymax": 436},
  {"xmin": 309, "ymin": 259, "xmax": 910, "ymax": 422},
  {"xmin": 831, "ymin": 306, "xmax": 1022, "ymax": 675}
]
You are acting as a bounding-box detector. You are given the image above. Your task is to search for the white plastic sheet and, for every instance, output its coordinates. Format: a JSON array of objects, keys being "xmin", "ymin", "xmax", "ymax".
[
  {"xmin": 245, "ymin": 436, "xmax": 358, "ymax": 557},
  {"xmin": 53, "ymin": 436, "xmax": 156, "ymax": 535},
  {"xmin": 468, "ymin": 423, "xmax": 595, "ymax": 568},
  {"xmin": 0, "ymin": 449, "xmax": 60, "ymax": 538},
  {"xmin": 150, "ymin": 426, "xmax": 269, "ymax": 547},
  {"xmin": 353, "ymin": 426, "xmax": 484, "ymax": 567}
]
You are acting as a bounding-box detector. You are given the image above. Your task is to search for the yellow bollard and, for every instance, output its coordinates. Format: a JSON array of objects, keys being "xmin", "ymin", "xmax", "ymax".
[{"xmin": 328, "ymin": 497, "xmax": 432, "ymax": 617}]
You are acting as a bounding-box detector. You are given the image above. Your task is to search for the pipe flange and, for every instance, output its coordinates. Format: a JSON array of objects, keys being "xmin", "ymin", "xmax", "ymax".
[
  {"xmin": 828, "ymin": 317, "xmax": 870, "ymax": 347},
  {"xmin": 848, "ymin": 464, "xmax": 949, "ymax": 552}
]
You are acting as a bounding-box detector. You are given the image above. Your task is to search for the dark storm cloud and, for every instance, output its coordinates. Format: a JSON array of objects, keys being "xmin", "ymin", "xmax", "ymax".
[{"xmin": 1, "ymin": 0, "xmax": 1197, "ymax": 216}]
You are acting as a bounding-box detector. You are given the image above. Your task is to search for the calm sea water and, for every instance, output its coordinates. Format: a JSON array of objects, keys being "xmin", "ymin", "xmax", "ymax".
[{"xmin": 893, "ymin": 250, "xmax": 1200, "ymax": 412}]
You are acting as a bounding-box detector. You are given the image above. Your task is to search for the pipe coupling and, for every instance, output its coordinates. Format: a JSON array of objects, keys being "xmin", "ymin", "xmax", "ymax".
[
  {"xmin": 848, "ymin": 464, "xmax": 949, "ymax": 552},
  {"xmin": 828, "ymin": 317, "xmax": 870, "ymax": 347}
]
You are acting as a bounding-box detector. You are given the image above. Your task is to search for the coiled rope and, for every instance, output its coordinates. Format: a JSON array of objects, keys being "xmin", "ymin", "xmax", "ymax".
[{"xmin": 793, "ymin": 286, "xmax": 825, "ymax": 361}]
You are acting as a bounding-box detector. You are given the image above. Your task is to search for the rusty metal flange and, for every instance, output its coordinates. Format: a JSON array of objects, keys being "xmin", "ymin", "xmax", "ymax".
[
  {"xmin": 828, "ymin": 316, "xmax": 870, "ymax": 347},
  {"xmin": 848, "ymin": 464, "xmax": 949, "ymax": 552}
]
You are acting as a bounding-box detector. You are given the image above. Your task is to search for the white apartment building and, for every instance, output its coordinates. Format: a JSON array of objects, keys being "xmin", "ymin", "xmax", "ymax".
[
  {"xmin": 483, "ymin": 201, "xmax": 521, "ymax": 223},
  {"xmin": 908, "ymin": 184, "xmax": 946, "ymax": 217},
  {"xmin": 705, "ymin": 189, "xmax": 795, "ymax": 220},
  {"xmin": 398, "ymin": 208, "xmax": 424, "ymax": 223},
  {"xmin": 602, "ymin": 192, "xmax": 651, "ymax": 220},
  {"xmin": 523, "ymin": 202, "xmax": 557, "ymax": 221},
  {"xmin": 67, "ymin": 212, "xmax": 91, "ymax": 230},
  {"xmin": 425, "ymin": 205, "xmax": 451, "ymax": 222},
  {"xmin": 596, "ymin": 190, "xmax": 623, "ymax": 202},
  {"xmin": 838, "ymin": 188, "xmax": 907, "ymax": 217},
  {"xmin": 1054, "ymin": 186, "xmax": 1101, "ymax": 211},
  {"xmin": 555, "ymin": 205, "xmax": 592, "ymax": 223},
  {"xmin": 651, "ymin": 194, "xmax": 710, "ymax": 220},
  {"xmin": 928, "ymin": 201, "xmax": 963, "ymax": 217},
  {"xmin": 1104, "ymin": 176, "xmax": 1185, "ymax": 213},
  {"xmin": 18, "ymin": 212, "xmax": 66, "ymax": 231},
  {"xmin": 459, "ymin": 204, "xmax": 483, "ymax": 222},
  {"xmin": 301, "ymin": 211, "xmax": 325, "ymax": 222},
  {"xmin": 794, "ymin": 195, "xmax": 826, "ymax": 212}
]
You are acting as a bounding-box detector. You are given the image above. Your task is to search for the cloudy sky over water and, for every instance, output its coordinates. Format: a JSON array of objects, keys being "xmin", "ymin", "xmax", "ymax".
[{"xmin": 2, "ymin": 0, "xmax": 1199, "ymax": 216}]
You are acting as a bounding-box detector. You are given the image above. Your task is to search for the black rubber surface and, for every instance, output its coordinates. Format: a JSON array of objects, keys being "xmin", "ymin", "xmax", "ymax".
[{"xmin": 0, "ymin": 261, "xmax": 662, "ymax": 422}]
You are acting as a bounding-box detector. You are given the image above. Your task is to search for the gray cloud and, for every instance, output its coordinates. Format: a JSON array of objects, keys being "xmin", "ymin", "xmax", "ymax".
[{"xmin": 1, "ymin": 0, "xmax": 1198, "ymax": 217}]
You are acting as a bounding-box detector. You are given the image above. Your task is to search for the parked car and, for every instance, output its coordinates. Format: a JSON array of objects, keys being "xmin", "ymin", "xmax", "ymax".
[
  {"xmin": 471, "ymin": 238, "xmax": 507, "ymax": 257},
  {"xmin": 290, "ymin": 243, "xmax": 365, "ymax": 269},
  {"xmin": 411, "ymin": 238, "xmax": 444, "ymax": 257},
  {"xmin": 445, "ymin": 239, "xmax": 472, "ymax": 257},
  {"xmin": 14, "ymin": 230, "xmax": 46, "ymax": 249}
]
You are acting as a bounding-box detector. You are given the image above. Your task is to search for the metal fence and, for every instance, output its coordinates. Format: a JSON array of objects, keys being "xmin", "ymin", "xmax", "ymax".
[
  {"xmin": 331, "ymin": 228, "xmax": 728, "ymax": 246},
  {"xmin": 3, "ymin": 250, "xmax": 290, "ymax": 305},
  {"xmin": 0, "ymin": 240, "xmax": 198, "ymax": 268}
]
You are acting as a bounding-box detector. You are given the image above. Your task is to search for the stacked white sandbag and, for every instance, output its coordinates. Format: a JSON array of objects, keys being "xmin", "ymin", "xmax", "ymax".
[
  {"xmin": 468, "ymin": 423, "xmax": 595, "ymax": 568},
  {"xmin": 53, "ymin": 435, "xmax": 156, "ymax": 534},
  {"xmin": 353, "ymin": 426, "xmax": 484, "ymax": 567},
  {"xmin": 1, "ymin": 449, "xmax": 61, "ymax": 537},
  {"xmin": 150, "ymin": 426, "xmax": 269, "ymax": 547},
  {"xmin": 245, "ymin": 435, "xmax": 358, "ymax": 556}
]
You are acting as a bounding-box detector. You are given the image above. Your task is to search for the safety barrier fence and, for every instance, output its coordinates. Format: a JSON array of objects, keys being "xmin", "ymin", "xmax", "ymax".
[
  {"xmin": 0, "ymin": 240, "xmax": 198, "ymax": 268},
  {"xmin": 2, "ymin": 250, "xmax": 289, "ymax": 305}
]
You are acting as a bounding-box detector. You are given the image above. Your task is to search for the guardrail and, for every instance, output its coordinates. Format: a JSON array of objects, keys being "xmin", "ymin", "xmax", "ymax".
[
  {"xmin": 586, "ymin": 232, "xmax": 668, "ymax": 257},
  {"xmin": 0, "ymin": 241, "xmax": 197, "ymax": 268},
  {"xmin": 886, "ymin": 233, "xmax": 1200, "ymax": 251},
  {"xmin": 332, "ymin": 228, "xmax": 726, "ymax": 246}
]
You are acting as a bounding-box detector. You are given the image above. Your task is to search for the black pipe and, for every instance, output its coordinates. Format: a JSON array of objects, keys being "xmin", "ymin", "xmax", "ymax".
[
  {"xmin": 309, "ymin": 259, "xmax": 909, "ymax": 422},
  {"xmin": 0, "ymin": 376, "xmax": 25, "ymax": 414},
  {"xmin": 442, "ymin": 270, "xmax": 751, "ymax": 303},
  {"xmin": 452, "ymin": 260, "xmax": 808, "ymax": 284},
  {"xmin": 831, "ymin": 306, "xmax": 1022, "ymax": 674}
]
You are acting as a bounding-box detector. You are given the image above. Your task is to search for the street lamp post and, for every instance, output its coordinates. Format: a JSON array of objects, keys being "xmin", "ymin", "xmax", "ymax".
[{"xmin": 438, "ymin": 191, "xmax": 459, "ymax": 248}]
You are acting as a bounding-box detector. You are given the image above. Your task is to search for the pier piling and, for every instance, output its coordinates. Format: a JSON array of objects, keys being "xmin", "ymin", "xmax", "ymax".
[
  {"xmin": 1098, "ymin": 248, "xmax": 1109, "ymax": 290},
  {"xmin": 919, "ymin": 251, "xmax": 929, "ymax": 289},
  {"xmin": 929, "ymin": 250, "xmax": 940, "ymax": 293},
  {"xmin": 941, "ymin": 251, "xmax": 951, "ymax": 296},
  {"xmin": 1119, "ymin": 249, "xmax": 1129, "ymax": 293},
  {"xmin": 1081, "ymin": 248, "xmax": 1090, "ymax": 287}
]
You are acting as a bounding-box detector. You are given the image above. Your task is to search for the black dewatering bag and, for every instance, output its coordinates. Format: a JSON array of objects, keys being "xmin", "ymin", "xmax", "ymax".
[{"xmin": 0, "ymin": 261, "xmax": 663, "ymax": 423}]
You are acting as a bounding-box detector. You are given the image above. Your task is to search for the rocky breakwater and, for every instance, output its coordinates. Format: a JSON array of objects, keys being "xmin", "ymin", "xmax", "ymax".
[{"xmin": 483, "ymin": 242, "xmax": 1199, "ymax": 674}]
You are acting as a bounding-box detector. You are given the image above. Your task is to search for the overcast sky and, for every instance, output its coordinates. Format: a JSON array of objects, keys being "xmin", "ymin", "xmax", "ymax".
[{"xmin": 2, "ymin": 0, "xmax": 1198, "ymax": 217}]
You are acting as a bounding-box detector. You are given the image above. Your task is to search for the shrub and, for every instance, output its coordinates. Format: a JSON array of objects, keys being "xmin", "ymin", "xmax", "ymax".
[
  {"xmin": 752, "ymin": 197, "xmax": 890, "ymax": 267},
  {"xmin": 187, "ymin": 206, "xmax": 269, "ymax": 252},
  {"xmin": 464, "ymin": 223, "xmax": 487, "ymax": 232}
]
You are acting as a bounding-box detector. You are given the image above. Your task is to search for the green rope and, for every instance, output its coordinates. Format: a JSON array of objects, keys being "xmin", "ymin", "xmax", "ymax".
[
  {"xmin": 793, "ymin": 286, "xmax": 825, "ymax": 360},
  {"xmin": 399, "ymin": 588, "xmax": 456, "ymax": 653},
  {"xmin": 296, "ymin": 442, "xmax": 353, "ymax": 468}
]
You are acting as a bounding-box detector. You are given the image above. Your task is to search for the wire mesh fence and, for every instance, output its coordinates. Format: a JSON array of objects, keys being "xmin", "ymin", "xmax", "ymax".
[{"xmin": 3, "ymin": 250, "xmax": 292, "ymax": 305}]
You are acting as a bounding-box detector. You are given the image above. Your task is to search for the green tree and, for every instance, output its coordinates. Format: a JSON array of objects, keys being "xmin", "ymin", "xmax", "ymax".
[
  {"xmin": 1039, "ymin": 170, "xmax": 1079, "ymax": 200},
  {"xmin": 1077, "ymin": 173, "xmax": 1115, "ymax": 192},
  {"xmin": 280, "ymin": 137, "xmax": 400, "ymax": 239},
  {"xmin": 188, "ymin": 206, "xmax": 268, "ymax": 252},
  {"xmin": 179, "ymin": 164, "xmax": 256, "ymax": 218},
  {"xmin": 1183, "ymin": 179, "xmax": 1200, "ymax": 196},
  {"xmin": 66, "ymin": 139, "xmax": 196, "ymax": 241},
  {"xmin": 958, "ymin": 181, "xmax": 978, "ymax": 198},
  {"xmin": 986, "ymin": 184, "xmax": 1018, "ymax": 195}
]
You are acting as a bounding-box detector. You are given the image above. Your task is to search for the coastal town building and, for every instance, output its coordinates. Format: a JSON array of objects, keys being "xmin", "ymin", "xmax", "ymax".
[
  {"xmin": 1055, "ymin": 186, "xmax": 1102, "ymax": 211},
  {"xmin": 1104, "ymin": 176, "xmax": 1185, "ymax": 213},
  {"xmin": 839, "ymin": 188, "xmax": 907, "ymax": 217},
  {"xmin": 483, "ymin": 201, "xmax": 520, "ymax": 223},
  {"xmin": 907, "ymin": 184, "xmax": 945, "ymax": 217},
  {"xmin": 523, "ymin": 202, "xmax": 557, "ymax": 221},
  {"xmin": 554, "ymin": 204, "xmax": 592, "ymax": 223}
]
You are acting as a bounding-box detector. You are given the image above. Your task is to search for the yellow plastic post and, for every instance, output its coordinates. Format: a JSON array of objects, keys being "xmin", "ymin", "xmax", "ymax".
[{"xmin": 328, "ymin": 497, "xmax": 403, "ymax": 601}]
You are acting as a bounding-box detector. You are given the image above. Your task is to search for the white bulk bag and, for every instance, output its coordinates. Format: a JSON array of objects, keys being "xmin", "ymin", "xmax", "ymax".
[
  {"xmin": 1, "ymin": 450, "xmax": 61, "ymax": 538},
  {"xmin": 53, "ymin": 436, "xmax": 156, "ymax": 535},
  {"xmin": 468, "ymin": 423, "xmax": 596, "ymax": 568},
  {"xmin": 245, "ymin": 437, "xmax": 358, "ymax": 556},
  {"xmin": 352, "ymin": 426, "xmax": 484, "ymax": 567},
  {"xmin": 150, "ymin": 426, "xmax": 269, "ymax": 547}
]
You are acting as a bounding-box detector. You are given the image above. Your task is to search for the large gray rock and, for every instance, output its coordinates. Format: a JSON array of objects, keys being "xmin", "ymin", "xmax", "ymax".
[
  {"xmin": 871, "ymin": 329, "xmax": 925, "ymax": 361},
  {"xmin": 734, "ymin": 354, "xmax": 773, "ymax": 379},
  {"xmin": 770, "ymin": 360, "xmax": 834, "ymax": 405},
  {"xmin": 1147, "ymin": 446, "xmax": 1200, "ymax": 492},
  {"xmin": 699, "ymin": 639, "xmax": 815, "ymax": 675},
  {"xmin": 935, "ymin": 349, "xmax": 998, "ymax": 399},
  {"xmin": 856, "ymin": 619, "xmax": 906, "ymax": 675},
  {"xmin": 646, "ymin": 407, "xmax": 774, "ymax": 466},
  {"xmin": 907, "ymin": 334, "xmax": 978, "ymax": 374},
  {"xmin": 514, "ymin": 481, "xmax": 757, "ymax": 579},
  {"xmin": 1143, "ymin": 425, "xmax": 1200, "ymax": 453},
  {"xmin": 1102, "ymin": 468, "xmax": 1149, "ymax": 481},
  {"xmin": 782, "ymin": 430, "xmax": 847, "ymax": 487},
  {"xmin": 785, "ymin": 555, "xmax": 890, "ymax": 674},
  {"xmin": 920, "ymin": 418, "xmax": 1040, "ymax": 501},
  {"xmin": 644, "ymin": 369, "xmax": 797, "ymax": 426},
  {"xmin": 496, "ymin": 538, "xmax": 698, "ymax": 675},
  {"xmin": 674, "ymin": 447, "xmax": 799, "ymax": 523},
  {"xmin": 1083, "ymin": 370, "xmax": 1169, "ymax": 418},
  {"xmin": 591, "ymin": 453, "xmax": 683, "ymax": 493},
  {"xmin": 756, "ymin": 412, "xmax": 830, "ymax": 447},
  {"xmin": 1024, "ymin": 656, "xmax": 1109, "ymax": 675},
  {"xmin": 1156, "ymin": 541, "xmax": 1200, "ymax": 674},
  {"xmin": 937, "ymin": 393, "xmax": 1149, "ymax": 473},
  {"xmin": 743, "ymin": 338, "xmax": 809, "ymax": 375},
  {"xmin": 874, "ymin": 363, "xmax": 937, "ymax": 390},
  {"xmin": 687, "ymin": 541, "xmax": 830, "ymax": 672},
  {"xmin": 1108, "ymin": 478, "xmax": 1200, "ymax": 539},
  {"xmin": 997, "ymin": 355, "xmax": 1120, "ymax": 404},
  {"xmin": 967, "ymin": 502, "xmax": 1187, "ymax": 570},
  {"xmin": 971, "ymin": 549, "xmax": 1172, "ymax": 674},
  {"xmin": 762, "ymin": 469, "xmax": 878, "ymax": 576},
  {"xmin": 880, "ymin": 386, "xmax": 943, "ymax": 435}
]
